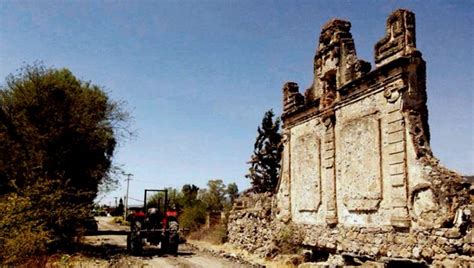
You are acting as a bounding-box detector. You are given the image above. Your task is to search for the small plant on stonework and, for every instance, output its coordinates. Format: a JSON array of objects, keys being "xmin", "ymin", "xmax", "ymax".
[
  {"xmin": 59, "ymin": 254, "xmax": 71, "ymax": 265},
  {"xmin": 275, "ymin": 224, "xmax": 303, "ymax": 255}
]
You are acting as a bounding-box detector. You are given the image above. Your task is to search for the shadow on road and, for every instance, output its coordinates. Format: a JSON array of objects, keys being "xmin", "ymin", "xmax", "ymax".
[
  {"xmin": 72, "ymin": 242, "xmax": 194, "ymax": 260},
  {"xmin": 72, "ymin": 243, "xmax": 126, "ymax": 259}
]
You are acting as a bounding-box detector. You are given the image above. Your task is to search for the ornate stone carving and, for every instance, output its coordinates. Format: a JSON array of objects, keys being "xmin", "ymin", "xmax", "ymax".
[
  {"xmin": 375, "ymin": 9, "xmax": 417, "ymax": 68},
  {"xmin": 306, "ymin": 19, "xmax": 371, "ymax": 104},
  {"xmin": 384, "ymin": 88, "xmax": 400, "ymax": 103},
  {"xmin": 282, "ymin": 81, "xmax": 305, "ymax": 115}
]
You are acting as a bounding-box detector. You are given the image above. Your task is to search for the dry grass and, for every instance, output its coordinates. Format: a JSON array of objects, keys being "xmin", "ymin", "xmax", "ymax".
[
  {"xmin": 111, "ymin": 216, "xmax": 129, "ymax": 226},
  {"xmin": 188, "ymin": 223, "xmax": 227, "ymax": 245}
]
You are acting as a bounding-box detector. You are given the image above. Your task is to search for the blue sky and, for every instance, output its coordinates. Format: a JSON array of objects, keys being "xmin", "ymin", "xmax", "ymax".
[{"xmin": 1, "ymin": 1, "xmax": 472, "ymax": 206}]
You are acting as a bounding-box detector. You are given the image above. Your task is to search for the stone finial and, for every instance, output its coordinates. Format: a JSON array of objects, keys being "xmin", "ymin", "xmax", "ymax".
[
  {"xmin": 282, "ymin": 82, "xmax": 304, "ymax": 115},
  {"xmin": 375, "ymin": 9, "xmax": 417, "ymax": 67},
  {"xmin": 306, "ymin": 18, "xmax": 370, "ymax": 105}
]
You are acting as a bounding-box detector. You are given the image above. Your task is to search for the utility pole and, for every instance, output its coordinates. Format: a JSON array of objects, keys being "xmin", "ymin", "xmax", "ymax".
[{"xmin": 125, "ymin": 173, "xmax": 132, "ymax": 218}]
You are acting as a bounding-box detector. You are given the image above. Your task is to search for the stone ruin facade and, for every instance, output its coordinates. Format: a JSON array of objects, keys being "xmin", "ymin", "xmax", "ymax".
[{"xmin": 228, "ymin": 9, "xmax": 473, "ymax": 267}]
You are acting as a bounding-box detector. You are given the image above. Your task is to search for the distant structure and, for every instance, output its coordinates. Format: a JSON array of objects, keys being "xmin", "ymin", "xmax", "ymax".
[{"xmin": 229, "ymin": 9, "xmax": 472, "ymax": 266}]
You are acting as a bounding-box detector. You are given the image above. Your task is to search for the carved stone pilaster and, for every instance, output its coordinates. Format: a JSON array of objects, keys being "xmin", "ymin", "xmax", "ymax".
[
  {"xmin": 323, "ymin": 117, "xmax": 337, "ymax": 226},
  {"xmin": 276, "ymin": 129, "xmax": 292, "ymax": 222},
  {"xmin": 386, "ymin": 105, "xmax": 410, "ymax": 228}
]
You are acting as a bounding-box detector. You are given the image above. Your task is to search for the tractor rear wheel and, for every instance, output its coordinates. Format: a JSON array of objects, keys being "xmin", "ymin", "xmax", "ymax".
[
  {"xmin": 168, "ymin": 220, "xmax": 179, "ymax": 256},
  {"xmin": 129, "ymin": 233, "xmax": 143, "ymax": 255}
]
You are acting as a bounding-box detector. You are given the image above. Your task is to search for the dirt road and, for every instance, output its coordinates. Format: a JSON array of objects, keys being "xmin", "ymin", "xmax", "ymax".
[{"xmin": 79, "ymin": 217, "xmax": 249, "ymax": 267}]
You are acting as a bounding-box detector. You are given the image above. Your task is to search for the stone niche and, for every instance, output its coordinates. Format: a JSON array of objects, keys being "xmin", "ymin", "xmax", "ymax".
[
  {"xmin": 289, "ymin": 119, "xmax": 324, "ymax": 224},
  {"xmin": 338, "ymin": 111, "xmax": 382, "ymax": 213},
  {"xmin": 229, "ymin": 9, "xmax": 472, "ymax": 266}
]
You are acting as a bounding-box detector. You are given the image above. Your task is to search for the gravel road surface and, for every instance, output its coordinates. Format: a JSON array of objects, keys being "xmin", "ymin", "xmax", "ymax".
[{"xmin": 80, "ymin": 217, "xmax": 249, "ymax": 267}]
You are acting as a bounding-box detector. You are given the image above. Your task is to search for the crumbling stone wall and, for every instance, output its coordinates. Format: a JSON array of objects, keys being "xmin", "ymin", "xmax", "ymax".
[
  {"xmin": 228, "ymin": 9, "xmax": 473, "ymax": 267},
  {"xmin": 227, "ymin": 193, "xmax": 275, "ymax": 256}
]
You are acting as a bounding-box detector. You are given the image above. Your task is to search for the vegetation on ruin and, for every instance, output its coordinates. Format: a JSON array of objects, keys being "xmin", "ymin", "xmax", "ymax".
[
  {"xmin": 246, "ymin": 109, "xmax": 283, "ymax": 193},
  {"xmin": 0, "ymin": 64, "xmax": 130, "ymax": 264}
]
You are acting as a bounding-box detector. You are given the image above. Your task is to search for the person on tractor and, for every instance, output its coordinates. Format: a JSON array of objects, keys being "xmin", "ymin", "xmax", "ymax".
[{"xmin": 146, "ymin": 207, "xmax": 163, "ymax": 229}]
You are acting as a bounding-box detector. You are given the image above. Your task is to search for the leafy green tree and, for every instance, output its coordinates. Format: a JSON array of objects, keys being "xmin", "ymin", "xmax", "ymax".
[
  {"xmin": 167, "ymin": 187, "xmax": 180, "ymax": 208},
  {"xmin": 200, "ymin": 179, "xmax": 226, "ymax": 212},
  {"xmin": 175, "ymin": 184, "xmax": 207, "ymax": 231},
  {"xmin": 147, "ymin": 187, "xmax": 179, "ymax": 211},
  {"xmin": 178, "ymin": 201, "xmax": 207, "ymax": 231},
  {"xmin": 246, "ymin": 109, "xmax": 282, "ymax": 193},
  {"xmin": 181, "ymin": 184, "xmax": 199, "ymax": 207},
  {"xmin": 0, "ymin": 64, "xmax": 129, "ymax": 259},
  {"xmin": 226, "ymin": 182, "xmax": 239, "ymax": 204}
]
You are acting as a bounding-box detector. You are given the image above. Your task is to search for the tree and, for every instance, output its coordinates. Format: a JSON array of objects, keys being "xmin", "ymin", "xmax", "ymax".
[
  {"xmin": 116, "ymin": 198, "xmax": 125, "ymax": 216},
  {"xmin": 200, "ymin": 179, "xmax": 226, "ymax": 212},
  {"xmin": 0, "ymin": 64, "xmax": 129, "ymax": 259},
  {"xmin": 226, "ymin": 182, "xmax": 239, "ymax": 204},
  {"xmin": 246, "ymin": 109, "xmax": 282, "ymax": 193},
  {"xmin": 178, "ymin": 202, "xmax": 207, "ymax": 231},
  {"xmin": 176, "ymin": 184, "xmax": 207, "ymax": 231},
  {"xmin": 147, "ymin": 187, "xmax": 179, "ymax": 210},
  {"xmin": 178, "ymin": 184, "xmax": 199, "ymax": 208}
]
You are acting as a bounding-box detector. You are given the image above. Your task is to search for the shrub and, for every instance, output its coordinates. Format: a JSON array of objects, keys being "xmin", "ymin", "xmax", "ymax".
[
  {"xmin": 178, "ymin": 203, "xmax": 207, "ymax": 232},
  {"xmin": 0, "ymin": 64, "xmax": 129, "ymax": 264},
  {"xmin": 0, "ymin": 178, "xmax": 91, "ymax": 264},
  {"xmin": 0, "ymin": 193, "xmax": 50, "ymax": 264},
  {"xmin": 189, "ymin": 222, "xmax": 227, "ymax": 244},
  {"xmin": 275, "ymin": 224, "xmax": 303, "ymax": 255}
]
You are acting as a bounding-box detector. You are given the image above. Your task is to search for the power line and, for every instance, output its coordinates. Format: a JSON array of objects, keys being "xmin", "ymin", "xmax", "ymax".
[
  {"xmin": 131, "ymin": 178, "xmax": 150, "ymax": 183},
  {"xmin": 128, "ymin": 196, "xmax": 143, "ymax": 203}
]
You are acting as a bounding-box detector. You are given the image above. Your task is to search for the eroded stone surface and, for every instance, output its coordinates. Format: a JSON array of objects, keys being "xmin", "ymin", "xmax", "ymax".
[{"xmin": 228, "ymin": 9, "xmax": 473, "ymax": 267}]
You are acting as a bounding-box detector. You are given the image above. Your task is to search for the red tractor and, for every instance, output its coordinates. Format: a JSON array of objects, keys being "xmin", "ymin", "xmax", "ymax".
[{"xmin": 126, "ymin": 189, "xmax": 180, "ymax": 255}]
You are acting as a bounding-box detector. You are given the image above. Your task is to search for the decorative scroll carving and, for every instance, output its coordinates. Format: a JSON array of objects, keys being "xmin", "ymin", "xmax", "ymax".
[{"xmin": 383, "ymin": 79, "xmax": 405, "ymax": 103}]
